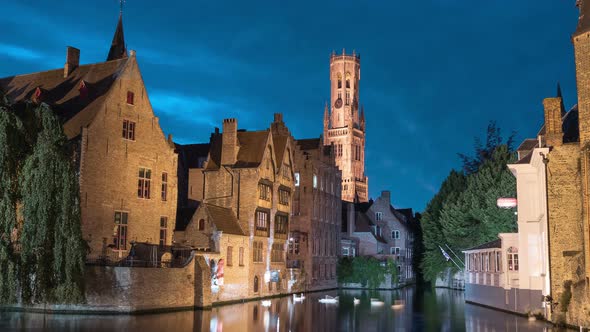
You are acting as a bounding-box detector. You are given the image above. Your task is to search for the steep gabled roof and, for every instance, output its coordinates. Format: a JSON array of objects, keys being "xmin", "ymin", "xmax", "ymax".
[
  {"xmin": 205, "ymin": 204, "xmax": 246, "ymax": 236},
  {"xmin": 0, "ymin": 58, "xmax": 128, "ymax": 138},
  {"xmin": 175, "ymin": 205, "xmax": 200, "ymax": 232},
  {"xmin": 205, "ymin": 130, "xmax": 270, "ymax": 170}
]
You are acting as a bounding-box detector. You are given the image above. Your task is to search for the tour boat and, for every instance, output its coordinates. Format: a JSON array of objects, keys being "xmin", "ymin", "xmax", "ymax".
[
  {"xmin": 391, "ymin": 300, "xmax": 404, "ymax": 309},
  {"xmin": 293, "ymin": 293, "xmax": 304, "ymax": 302},
  {"xmin": 353, "ymin": 297, "xmax": 360, "ymax": 305},
  {"xmin": 318, "ymin": 295, "xmax": 339, "ymax": 304},
  {"xmin": 370, "ymin": 298, "xmax": 384, "ymax": 306},
  {"xmin": 261, "ymin": 300, "xmax": 271, "ymax": 307}
]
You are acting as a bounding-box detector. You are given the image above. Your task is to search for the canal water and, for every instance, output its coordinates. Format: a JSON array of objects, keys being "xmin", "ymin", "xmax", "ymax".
[{"xmin": 0, "ymin": 288, "xmax": 557, "ymax": 331}]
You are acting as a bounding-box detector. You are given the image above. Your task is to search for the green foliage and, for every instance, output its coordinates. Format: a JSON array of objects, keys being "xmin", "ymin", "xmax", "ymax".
[
  {"xmin": 421, "ymin": 122, "xmax": 517, "ymax": 282},
  {"xmin": 0, "ymin": 97, "xmax": 25, "ymax": 304},
  {"xmin": 0, "ymin": 93, "xmax": 86, "ymax": 304},
  {"xmin": 337, "ymin": 257, "xmax": 398, "ymax": 289},
  {"xmin": 560, "ymin": 280, "xmax": 573, "ymax": 313}
]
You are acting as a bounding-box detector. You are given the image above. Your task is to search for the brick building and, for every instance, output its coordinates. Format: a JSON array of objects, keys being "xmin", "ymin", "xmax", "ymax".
[
  {"xmin": 323, "ymin": 50, "xmax": 368, "ymax": 202},
  {"xmin": 0, "ymin": 14, "xmax": 178, "ymax": 260},
  {"xmin": 341, "ymin": 191, "xmax": 416, "ymax": 285},
  {"xmin": 175, "ymin": 115, "xmax": 296, "ymax": 301},
  {"xmin": 288, "ymin": 136, "xmax": 342, "ymax": 291}
]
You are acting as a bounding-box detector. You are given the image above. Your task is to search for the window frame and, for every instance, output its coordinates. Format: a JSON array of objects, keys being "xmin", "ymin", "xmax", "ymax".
[
  {"xmin": 113, "ymin": 211, "xmax": 129, "ymax": 251},
  {"xmin": 159, "ymin": 216, "xmax": 168, "ymax": 247},
  {"xmin": 126, "ymin": 91, "xmax": 134, "ymax": 105},
  {"xmin": 138, "ymin": 167, "xmax": 152, "ymax": 199},
  {"xmin": 122, "ymin": 119, "xmax": 136, "ymax": 141}
]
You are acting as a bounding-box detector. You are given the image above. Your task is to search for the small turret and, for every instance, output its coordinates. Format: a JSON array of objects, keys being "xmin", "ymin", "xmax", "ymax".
[
  {"xmin": 107, "ymin": 13, "xmax": 128, "ymax": 61},
  {"xmin": 576, "ymin": 0, "xmax": 590, "ymax": 36}
]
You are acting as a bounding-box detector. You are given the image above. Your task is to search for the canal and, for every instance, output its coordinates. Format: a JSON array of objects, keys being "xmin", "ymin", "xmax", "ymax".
[{"xmin": 0, "ymin": 288, "xmax": 556, "ymax": 331}]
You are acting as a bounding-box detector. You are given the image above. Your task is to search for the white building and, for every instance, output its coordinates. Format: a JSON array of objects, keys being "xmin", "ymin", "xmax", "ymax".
[{"xmin": 463, "ymin": 139, "xmax": 551, "ymax": 316}]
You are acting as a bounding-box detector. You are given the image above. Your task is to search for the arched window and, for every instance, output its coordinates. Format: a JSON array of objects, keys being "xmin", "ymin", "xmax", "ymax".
[
  {"xmin": 507, "ymin": 247, "xmax": 519, "ymax": 271},
  {"xmin": 346, "ymin": 79, "xmax": 350, "ymax": 89},
  {"xmin": 254, "ymin": 276, "xmax": 259, "ymax": 293},
  {"xmin": 337, "ymin": 73, "xmax": 342, "ymax": 89}
]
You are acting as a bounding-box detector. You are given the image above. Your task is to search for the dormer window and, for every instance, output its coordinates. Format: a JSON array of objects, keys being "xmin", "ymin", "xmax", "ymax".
[
  {"xmin": 79, "ymin": 81, "xmax": 88, "ymax": 99},
  {"xmin": 127, "ymin": 91, "xmax": 134, "ymax": 105}
]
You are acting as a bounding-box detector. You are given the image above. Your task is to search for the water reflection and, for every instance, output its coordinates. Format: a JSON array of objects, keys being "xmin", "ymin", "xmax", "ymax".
[{"xmin": 0, "ymin": 288, "xmax": 556, "ymax": 332}]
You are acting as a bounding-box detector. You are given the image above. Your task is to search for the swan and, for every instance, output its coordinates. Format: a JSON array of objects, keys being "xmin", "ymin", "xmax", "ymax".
[
  {"xmin": 353, "ymin": 297, "xmax": 360, "ymax": 305},
  {"xmin": 391, "ymin": 300, "xmax": 404, "ymax": 310},
  {"xmin": 261, "ymin": 300, "xmax": 271, "ymax": 307},
  {"xmin": 318, "ymin": 295, "xmax": 339, "ymax": 304},
  {"xmin": 370, "ymin": 298, "xmax": 384, "ymax": 306},
  {"xmin": 293, "ymin": 294, "xmax": 304, "ymax": 302}
]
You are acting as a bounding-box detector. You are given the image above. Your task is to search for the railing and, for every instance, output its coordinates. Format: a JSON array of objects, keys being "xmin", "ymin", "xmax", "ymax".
[
  {"xmin": 255, "ymin": 228, "xmax": 270, "ymax": 237},
  {"xmin": 86, "ymin": 243, "xmax": 193, "ymax": 268}
]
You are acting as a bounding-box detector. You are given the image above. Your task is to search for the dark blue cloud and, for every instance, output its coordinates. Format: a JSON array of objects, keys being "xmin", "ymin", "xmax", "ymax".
[{"xmin": 0, "ymin": 0, "xmax": 580, "ymax": 211}]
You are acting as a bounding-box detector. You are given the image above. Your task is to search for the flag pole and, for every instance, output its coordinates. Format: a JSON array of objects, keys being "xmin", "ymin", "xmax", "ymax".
[
  {"xmin": 439, "ymin": 245, "xmax": 463, "ymax": 270},
  {"xmin": 445, "ymin": 244, "xmax": 465, "ymax": 267}
]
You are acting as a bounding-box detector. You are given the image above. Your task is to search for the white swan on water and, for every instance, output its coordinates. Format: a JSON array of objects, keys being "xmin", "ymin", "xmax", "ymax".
[
  {"xmin": 261, "ymin": 300, "xmax": 271, "ymax": 307},
  {"xmin": 318, "ymin": 295, "xmax": 339, "ymax": 304}
]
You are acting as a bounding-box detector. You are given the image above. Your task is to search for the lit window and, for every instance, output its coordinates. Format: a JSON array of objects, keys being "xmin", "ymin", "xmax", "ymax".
[
  {"xmin": 113, "ymin": 211, "xmax": 128, "ymax": 250},
  {"xmin": 138, "ymin": 168, "xmax": 151, "ymax": 199},
  {"xmin": 122, "ymin": 120, "xmax": 136, "ymax": 140},
  {"xmin": 127, "ymin": 91, "xmax": 134, "ymax": 105},
  {"xmin": 161, "ymin": 172, "xmax": 168, "ymax": 201},
  {"xmin": 279, "ymin": 189, "xmax": 290, "ymax": 206},
  {"xmin": 258, "ymin": 183, "xmax": 272, "ymax": 201},
  {"xmin": 271, "ymin": 243, "xmax": 284, "ymax": 263},
  {"xmin": 159, "ymin": 216, "xmax": 167, "ymax": 247},
  {"xmin": 255, "ymin": 210, "xmax": 269, "ymax": 237},
  {"xmin": 239, "ymin": 247, "xmax": 244, "ymax": 266},
  {"xmin": 227, "ymin": 246, "xmax": 233, "ymax": 266},
  {"xmin": 253, "ymin": 241, "xmax": 263, "ymax": 263},
  {"xmin": 507, "ymin": 247, "xmax": 519, "ymax": 271},
  {"xmin": 313, "ymin": 174, "xmax": 317, "ymax": 189},
  {"xmin": 274, "ymin": 214, "xmax": 288, "ymax": 238},
  {"xmin": 295, "ymin": 173, "xmax": 300, "ymax": 187}
]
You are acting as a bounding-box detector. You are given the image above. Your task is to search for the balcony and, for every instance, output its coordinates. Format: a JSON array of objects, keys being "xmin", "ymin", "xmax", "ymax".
[{"xmin": 255, "ymin": 227, "xmax": 270, "ymax": 237}]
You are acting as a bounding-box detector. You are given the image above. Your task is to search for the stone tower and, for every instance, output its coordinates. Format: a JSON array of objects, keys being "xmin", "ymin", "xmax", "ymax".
[
  {"xmin": 574, "ymin": 0, "xmax": 590, "ymax": 145},
  {"xmin": 323, "ymin": 49, "xmax": 368, "ymax": 202}
]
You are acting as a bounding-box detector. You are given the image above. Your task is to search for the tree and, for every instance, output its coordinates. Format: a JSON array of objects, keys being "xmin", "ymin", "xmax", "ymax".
[
  {"xmin": 0, "ymin": 91, "xmax": 86, "ymax": 304},
  {"xmin": 0, "ymin": 94, "xmax": 25, "ymax": 304},
  {"xmin": 421, "ymin": 121, "xmax": 517, "ymax": 283},
  {"xmin": 19, "ymin": 103, "xmax": 87, "ymax": 303}
]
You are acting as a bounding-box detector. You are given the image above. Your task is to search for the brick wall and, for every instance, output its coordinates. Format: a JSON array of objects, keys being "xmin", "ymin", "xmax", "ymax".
[{"xmin": 80, "ymin": 55, "xmax": 177, "ymax": 260}]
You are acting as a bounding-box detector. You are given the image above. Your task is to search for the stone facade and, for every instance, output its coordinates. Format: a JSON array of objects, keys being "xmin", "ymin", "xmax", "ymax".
[
  {"xmin": 0, "ymin": 15, "xmax": 178, "ymax": 261},
  {"xmin": 176, "ymin": 115, "xmax": 296, "ymax": 302},
  {"xmin": 323, "ymin": 50, "xmax": 368, "ymax": 202},
  {"xmin": 364, "ymin": 191, "xmax": 415, "ymax": 283},
  {"xmin": 289, "ymin": 137, "xmax": 342, "ymax": 291}
]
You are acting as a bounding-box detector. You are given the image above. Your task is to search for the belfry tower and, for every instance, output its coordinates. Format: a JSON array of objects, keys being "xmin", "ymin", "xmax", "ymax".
[{"xmin": 323, "ymin": 49, "xmax": 368, "ymax": 202}]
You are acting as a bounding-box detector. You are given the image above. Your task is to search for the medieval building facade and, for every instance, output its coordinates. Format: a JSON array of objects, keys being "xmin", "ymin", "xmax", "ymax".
[
  {"xmin": 174, "ymin": 115, "xmax": 297, "ymax": 302},
  {"xmin": 323, "ymin": 51, "xmax": 368, "ymax": 202},
  {"xmin": 288, "ymin": 137, "xmax": 342, "ymax": 291},
  {"xmin": 0, "ymin": 14, "xmax": 178, "ymax": 260}
]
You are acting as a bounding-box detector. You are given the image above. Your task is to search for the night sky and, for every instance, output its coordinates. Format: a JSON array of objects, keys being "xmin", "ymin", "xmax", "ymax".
[{"xmin": 0, "ymin": 1, "xmax": 580, "ymax": 211}]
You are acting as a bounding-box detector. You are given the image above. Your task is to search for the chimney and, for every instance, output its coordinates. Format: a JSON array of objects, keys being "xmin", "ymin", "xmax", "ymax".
[
  {"xmin": 274, "ymin": 113, "xmax": 283, "ymax": 123},
  {"xmin": 543, "ymin": 97, "xmax": 563, "ymax": 147},
  {"xmin": 64, "ymin": 46, "xmax": 80, "ymax": 78},
  {"xmin": 221, "ymin": 118, "xmax": 238, "ymax": 165},
  {"xmin": 381, "ymin": 190, "xmax": 391, "ymax": 205}
]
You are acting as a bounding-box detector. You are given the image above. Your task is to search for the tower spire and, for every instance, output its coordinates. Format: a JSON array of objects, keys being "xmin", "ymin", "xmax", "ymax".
[
  {"xmin": 107, "ymin": 5, "xmax": 128, "ymax": 61},
  {"xmin": 557, "ymin": 82, "xmax": 566, "ymax": 115},
  {"xmin": 576, "ymin": 0, "xmax": 590, "ymax": 36}
]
